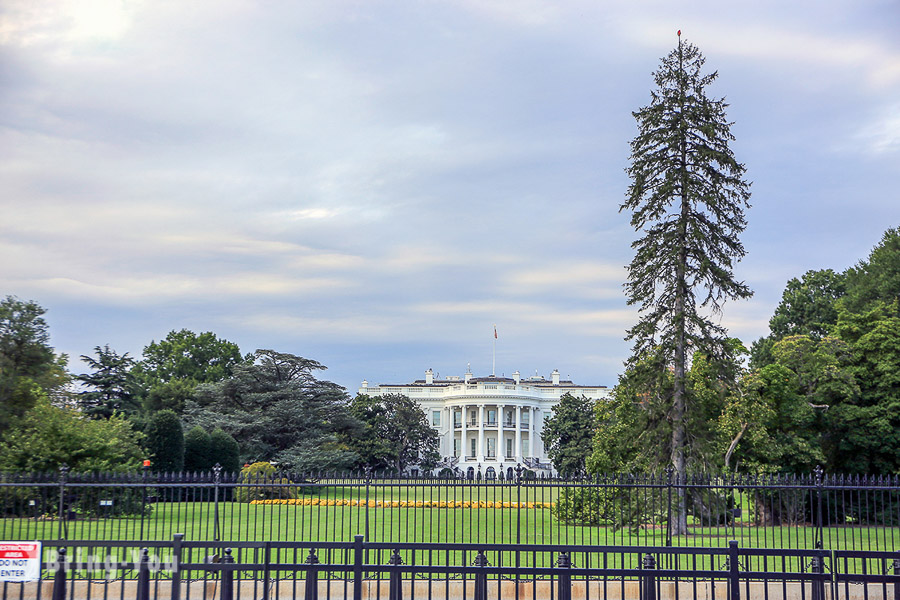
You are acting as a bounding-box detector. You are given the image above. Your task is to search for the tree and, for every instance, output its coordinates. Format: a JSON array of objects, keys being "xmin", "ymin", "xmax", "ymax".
[
  {"xmin": 144, "ymin": 409, "xmax": 184, "ymax": 472},
  {"xmin": 76, "ymin": 345, "xmax": 141, "ymax": 419},
  {"xmin": 842, "ymin": 227, "xmax": 900, "ymax": 316},
  {"xmin": 541, "ymin": 393, "xmax": 596, "ymax": 477},
  {"xmin": 750, "ymin": 269, "xmax": 846, "ymax": 369},
  {"xmin": 184, "ymin": 426, "xmax": 213, "ymax": 472},
  {"xmin": 0, "ymin": 297, "xmax": 69, "ymax": 434},
  {"xmin": 209, "ymin": 428, "xmax": 240, "ymax": 474},
  {"xmin": 0, "ymin": 395, "xmax": 143, "ymax": 472},
  {"xmin": 621, "ymin": 36, "xmax": 752, "ymax": 533},
  {"xmin": 347, "ymin": 393, "xmax": 439, "ymax": 473},
  {"xmin": 135, "ymin": 329, "xmax": 244, "ymax": 415},
  {"xmin": 185, "ymin": 350, "xmax": 360, "ymax": 471}
]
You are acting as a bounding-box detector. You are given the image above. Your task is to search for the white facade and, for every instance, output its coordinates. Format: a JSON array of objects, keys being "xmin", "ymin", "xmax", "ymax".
[{"xmin": 357, "ymin": 367, "xmax": 610, "ymax": 477}]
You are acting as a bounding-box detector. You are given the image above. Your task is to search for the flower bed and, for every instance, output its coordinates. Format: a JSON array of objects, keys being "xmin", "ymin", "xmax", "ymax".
[{"xmin": 249, "ymin": 498, "xmax": 553, "ymax": 509}]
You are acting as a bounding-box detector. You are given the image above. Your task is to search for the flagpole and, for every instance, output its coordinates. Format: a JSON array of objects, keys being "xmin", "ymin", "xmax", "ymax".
[{"xmin": 492, "ymin": 324, "xmax": 497, "ymax": 376}]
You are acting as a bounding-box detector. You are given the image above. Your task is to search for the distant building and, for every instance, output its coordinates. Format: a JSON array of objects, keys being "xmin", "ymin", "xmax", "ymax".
[{"xmin": 357, "ymin": 366, "xmax": 610, "ymax": 478}]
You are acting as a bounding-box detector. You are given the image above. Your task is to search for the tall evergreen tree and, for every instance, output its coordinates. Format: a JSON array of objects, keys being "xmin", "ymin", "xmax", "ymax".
[
  {"xmin": 621, "ymin": 35, "xmax": 751, "ymax": 533},
  {"xmin": 76, "ymin": 345, "xmax": 140, "ymax": 419}
]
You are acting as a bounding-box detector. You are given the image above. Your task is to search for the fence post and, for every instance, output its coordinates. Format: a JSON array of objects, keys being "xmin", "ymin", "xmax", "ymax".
[
  {"xmin": 473, "ymin": 550, "xmax": 488, "ymax": 600},
  {"xmin": 220, "ymin": 548, "xmax": 234, "ymax": 600},
  {"xmin": 641, "ymin": 553, "xmax": 656, "ymax": 600},
  {"xmin": 136, "ymin": 548, "xmax": 150, "ymax": 600},
  {"xmin": 665, "ymin": 466, "xmax": 674, "ymax": 547},
  {"xmin": 388, "ymin": 549, "xmax": 403, "ymax": 600},
  {"xmin": 364, "ymin": 467, "xmax": 371, "ymax": 542},
  {"xmin": 171, "ymin": 533, "xmax": 184, "ymax": 600},
  {"xmin": 728, "ymin": 541, "xmax": 740, "ymax": 600},
  {"xmin": 814, "ymin": 466, "xmax": 824, "ymax": 550},
  {"xmin": 213, "ymin": 463, "xmax": 222, "ymax": 543},
  {"xmin": 57, "ymin": 465, "xmax": 68, "ymax": 540},
  {"xmin": 353, "ymin": 535, "xmax": 364, "ymax": 600},
  {"xmin": 893, "ymin": 558, "xmax": 900, "ymax": 600},
  {"xmin": 305, "ymin": 548, "xmax": 320, "ymax": 600},
  {"xmin": 557, "ymin": 552, "xmax": 572, "ymax": 600},
  {"xmin": 809, "ymin": 550, "xmax": 825, "ymax": 600},
  {"xmin": 515, "ymin": 464, "xmax": 523, "ymax": 545},
  {"xmin": 262, "ymin": 542, "xmax": 271, "ymax": 600},
  {"xmin": 140, "ymin": 461, "xmax": 149, "ymax": 542},
  {"xmin": 51, "ymin": 547, "xmax": 67, "ymax": 600}
]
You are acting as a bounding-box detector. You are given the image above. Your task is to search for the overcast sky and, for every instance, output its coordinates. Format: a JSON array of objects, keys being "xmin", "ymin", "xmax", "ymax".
[{"xmin": 2, "ymin": 0, "xmax": 898, "ymax": 393}]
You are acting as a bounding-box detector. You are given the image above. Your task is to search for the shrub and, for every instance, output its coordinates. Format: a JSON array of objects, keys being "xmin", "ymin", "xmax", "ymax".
[{"xmin": 235, "ymin": 462, "xmax": 298, "ymax": 502}]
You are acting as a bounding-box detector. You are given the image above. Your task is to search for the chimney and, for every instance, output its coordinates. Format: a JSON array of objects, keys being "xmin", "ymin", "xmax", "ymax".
[
  {"xmin": 513, "ymin": 370, "xmax": 521, "ymax": 384},
  {"xmin": 551, "ymin": 369, "xmax": 560, "ymax": 385},
  {"xmin": 464, "ymin": 363, "xmax": 473, "ymax": 383},
  {"xmin": 425, "ymin": 368, "xmax": 434, "ymax": 385},
  {"xmin": 362, "ymin": 379, "xmax": 368, "ymax": 389}
]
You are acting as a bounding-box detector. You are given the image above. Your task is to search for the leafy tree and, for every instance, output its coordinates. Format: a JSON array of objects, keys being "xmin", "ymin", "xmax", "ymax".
[
  {"xmin": 185, "ymin": 350, "xmax": 359, "ymax": 471},
  {"xmin": 0, "ymin": 395, "xmax": 143, "ymax": 472},
  {"xmin": 137, "ymin": 329, "xmax": 243, "ymax": 385},
  {"xmin": 751, "ymin": 269, "xmax": 846, "ymax": 369},
  {"xmin": 135, "ymin": 329, "xmax": 243, "ymax": 415},
  {"xmin": 620, "ymin": 36, "xmax": 751, "ymax": 532},
  {"xmin": 842, "ymin": 227, "xmax": 900, "ymax": 316},
  {"xmin": 76, "ymin": 345, "xmax": 141, "ymax": 419},
  {"xmin": 769, "ymin": 270, "xmax": 846, "ymax": 340},
  {"xmin": 825, "ymin": 303, "xmax": 900, "ymax": 473},
  {"xmin": 347, "ymin": 393, "xmax": 439, "ymax": 473},
  {"xmin": 184, "ymin": 426, "xmax": 213, "ymax": 472},
  {"xmin": 142, "ymin": 379, "xmax": 196, "ymax": 415},
  {"xmin": 209, "ymin": 428, "xmax": 241, "ymax": 474},
  {"xmin": 0, "ymin": 297, "xmax": 69, "ymax": 434},
  {"xmin": 144, "ymin": 409, "xmax": 184, "ymax": 472},
  {"xmin": 541, "ymin": 393, "xmax": 597, "ymax": 477}
]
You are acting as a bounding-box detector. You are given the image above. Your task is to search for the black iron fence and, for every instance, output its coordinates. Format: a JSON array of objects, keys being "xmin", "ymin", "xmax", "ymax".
[
  {"xmin": 2, "ymin": 467, "xmax": 899, "ymax": 550},
  {"xmin": 3, "ymin": 537, "xmax": 899, "ymax": 600}
]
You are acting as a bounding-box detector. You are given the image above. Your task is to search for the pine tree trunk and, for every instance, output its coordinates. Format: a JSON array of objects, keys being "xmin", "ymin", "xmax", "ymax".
[{"xmin": 670, "ymin": 35, "xmax": 690, "ymax": 537}]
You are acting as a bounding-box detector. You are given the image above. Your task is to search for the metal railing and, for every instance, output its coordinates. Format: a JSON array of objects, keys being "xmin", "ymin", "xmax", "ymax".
[
  {"xmin": 1, "ymin": 467, "xmax": 899, "ymax": 550},
  {"xmin": 8, "ymin": 537, "xmax": 899, "ymax": 600}
]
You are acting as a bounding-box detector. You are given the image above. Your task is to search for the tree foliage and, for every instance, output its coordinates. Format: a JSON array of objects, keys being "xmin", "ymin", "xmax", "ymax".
[
  {"xmin": 144, "ymin": 409, "xmax": 184, "ymax": 472},
  {"xmin": 185, "ymin": 350, "xmax": 359, "ymax": 471},
  {"xmin": 134, "ymin": 329, "xmax": 243, "ymax": 414},
  {"xmin": 346, "ymin": 393, "xmax": 439, "ymax": 473},
  {"xmin": 620, "ymin": 36, "xmax": 751, "ymax": 501},
  {"xmin": 0, "ymin": 396, "xmax": 143, "ymax": 472},
  {"xmin": 76, "ymin": 345, "xmax": 141, "ymax": 419},
  {"xmin": 0, "ymin": 297, "xmax": 69, "ymax": 435},
  {"xmin": 541, "ymin": 393, "xmax": 597, "ymax": 477}
]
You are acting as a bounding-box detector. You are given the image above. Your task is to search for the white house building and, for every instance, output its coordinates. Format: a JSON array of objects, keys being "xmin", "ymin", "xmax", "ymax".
[{"xmin": 357, "ymin": 367, "xmax": 610, "ymax": 478}]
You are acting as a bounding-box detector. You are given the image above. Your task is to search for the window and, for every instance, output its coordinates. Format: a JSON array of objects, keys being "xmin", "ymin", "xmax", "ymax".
[
  {"xmin": 521, "ymin": 439, "xmax": 530, "ymax": 457},
  {"xmin": 432, "ymin": 410, "xmax": 441, "ymax": 426},
  {"xmin": 486, "ymin": 437, "xmax": 495, "ymax": 458},
  {"xmin": 506, "ymin": 438, "xmax": 514, "ymax": 458},
  {"xmin": 487, "ymin": 409, "xmax": 496, "ymax": 424},
  {"xmin": 454, "ymin": 411, "xmax": 461, "ymax": 427},
  {"xmin": 454, "ymin": 438, "xmax": 460, "ymax": 457},
  {"xmin": 471, "ymin": 438, "xmax": 477, "ymax": 457}
]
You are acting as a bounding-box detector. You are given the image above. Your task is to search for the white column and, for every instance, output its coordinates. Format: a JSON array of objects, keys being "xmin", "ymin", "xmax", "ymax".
[
  {"xmin": 478, "ymin": 405, "xmax": 485, "ymax": 461},
  {"xmin": 445, "ymin": 406, "xmax": 452, "ymax": 458},
  {"xmin": 498, "ymin": 403, "xmax": 505, "ymax": 464},
  {"xmin": 460, "ymin": 405, "xmax": 467, "ymax": 460},
  {"xmin": 528, "ymin": 407, "xmax": 536, "ymax": 458},
  {"xmin": 515, "ymin": 405, "xmax": 522, "ymax": 463}
]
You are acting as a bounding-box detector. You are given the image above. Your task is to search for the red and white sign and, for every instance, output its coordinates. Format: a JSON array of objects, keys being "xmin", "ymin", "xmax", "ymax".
[{"xmin": 0, "ymin": 542, "xmax": 41, "ymax": 582}]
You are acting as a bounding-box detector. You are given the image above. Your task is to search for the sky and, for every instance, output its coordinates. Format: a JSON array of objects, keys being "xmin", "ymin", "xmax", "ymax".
[{"xmin": 2, "ymin": 0, "xmax": 899, "ymax": 394}]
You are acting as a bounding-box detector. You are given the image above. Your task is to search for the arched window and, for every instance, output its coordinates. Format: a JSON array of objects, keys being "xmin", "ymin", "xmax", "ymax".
[
  {"xmin": 485, "ymin": 467, "xmax": 496, "ymax": 480},
  {"xmin": 466, "ymin": 467, "xmax": 475, "ymax": 480},
  {"xmin": 507, "ymin": 467, "xmax": 514, "ymax": 480}
]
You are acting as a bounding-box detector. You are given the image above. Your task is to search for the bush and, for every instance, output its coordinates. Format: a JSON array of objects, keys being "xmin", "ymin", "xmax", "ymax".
[
  {"xmin": 235, "ymin": 462, "xmax": 298, "ymax": 502},
  {"xmin": 184, "ymin": 427, "xmax": 213, "ymax": 472}
]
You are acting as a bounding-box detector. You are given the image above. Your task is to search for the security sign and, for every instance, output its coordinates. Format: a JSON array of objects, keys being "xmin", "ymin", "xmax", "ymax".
[{"xmin": 0, "ymin": 542, "xmax": 41, "ymax": 582}]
